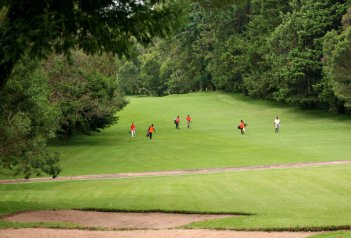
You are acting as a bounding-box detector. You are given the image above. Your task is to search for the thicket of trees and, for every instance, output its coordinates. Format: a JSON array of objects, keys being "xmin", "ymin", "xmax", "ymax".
[
  {"xmin": 117, "ymin": 0, "xmax": 351, "ymax": 112},
  {"xmin": 0, "ymin": 53, "xmax": 127, "ymax": 178},
  {"xmin": 0, "ymin": 0, "xmax": 183, "ymax": 178}
]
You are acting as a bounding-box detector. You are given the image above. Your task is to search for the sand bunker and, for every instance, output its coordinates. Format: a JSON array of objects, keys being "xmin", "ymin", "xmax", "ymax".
[
  {"xmin": 3, "ymin": 210, "xmax": 234, "ymax": 229},
  {"xmin": 1, "ymin": 210, "xmax": 320, "ymax": 238}
]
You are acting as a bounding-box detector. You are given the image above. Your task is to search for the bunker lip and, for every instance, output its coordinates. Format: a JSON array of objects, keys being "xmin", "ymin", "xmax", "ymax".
[
  {"xmin": 1, "ymin": 160, "xmax": 351, "ymax": 184},
  {"xmin": 78, "ymin": 208, "xmax": 252, "ymax": 216}
]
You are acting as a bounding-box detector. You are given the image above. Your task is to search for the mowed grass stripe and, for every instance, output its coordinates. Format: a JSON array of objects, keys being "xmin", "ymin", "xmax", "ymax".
[
  {"xmin": 38, "ymin": 92, "xmax": 351, "ymax": 178},
  {"xmin": 1, "ymin": 160, "xmax": 350, "ymax": 184},
  {"xmin": 1, "ymin": 165, "xmax": 351, "ymax": 229}
]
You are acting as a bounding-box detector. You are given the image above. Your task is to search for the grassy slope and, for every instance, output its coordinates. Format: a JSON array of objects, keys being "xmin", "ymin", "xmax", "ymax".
[
  {"xmin": 1, "ymin": 165, "xmax": 351, "ymax": 230},
  {"xmin": 48, "ymin": 92, "xmax": 351, "ymax": 177}
]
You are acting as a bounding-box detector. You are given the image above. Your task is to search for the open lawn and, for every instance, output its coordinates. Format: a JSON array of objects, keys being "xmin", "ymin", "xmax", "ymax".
[
  {"xmin": 1, "ymin": 165, "xmax": 351, "ymax": 230},
  {"xmin": 46, "ymin": 92, "xmax": 351, "ymax": 177}
]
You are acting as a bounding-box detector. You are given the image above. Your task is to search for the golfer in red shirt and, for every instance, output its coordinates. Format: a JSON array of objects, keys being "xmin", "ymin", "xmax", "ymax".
[
  {"xmin": 175, "ymin": 116, "xmax": 180, "ymax": 129},
  {"xmin": 130, "ymin": 122, "xmax": 136, "ymax": 138},
  {"xmin": 186, "ymin": 115, "xmax": 192, "ymax": 128}
]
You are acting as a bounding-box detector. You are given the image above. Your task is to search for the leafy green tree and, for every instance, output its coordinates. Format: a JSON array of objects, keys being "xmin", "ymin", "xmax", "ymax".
[
  {"xmin": 168, "ymin": 3, "xmax": 215, "ymax": 92},
  {"xmin": 322, "ymin": 7, "xmax": 351, "ymax": 112},
  {"xmin": 45, "ymin": 52, "xmax": 128, "ymax": 137},
  {"xmin": 115, "ymin": 0, "xmax": 351, "ymax": 114},
  {"xmin": 0, "ymin": 59, "xmax": 61, "ymax": 178},
  {"xmin": 242, "ymin": 0, "xmax": 290, "ymax": 98},
  {"xmin": 267, "ymin": 0, "xmax": 351, "ymax": 108},
  {"xmin": 139, "ymin": 52, "xmax": 166, "ymax": 96},
  {"xmin": 0, "ymin": 0, "xmax": 184, "ymax": 178},
  {"xmin": 0, "ymin": 0, "xmax": 183, "ymax": 91},
  {"xmin": 1, "ymin": 50, "xmax": 127, "ymax": 178}
]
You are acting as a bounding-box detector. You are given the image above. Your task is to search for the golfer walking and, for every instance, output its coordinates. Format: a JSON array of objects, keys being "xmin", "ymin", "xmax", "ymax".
[
  {"xmin": 186, "ymin": 115, "xmax": 192, "ymax": 128},
  {"xmin": 175, "ymin": 116, "xmax": 180, "ymax": 129},
  {"xmin": 239, "ymin": 120, "xmax": 246, "ymax": 135},
  {"xmin": 130, "ymin": 122, "xmax": 136, "ymax": 138},
  {"xmin": 147, "ymin": 124, "xmax": 156, "ymax": 139},
  {"xmin": 274, "ymin": 117, "xmax": 281, "ymax": 133}
]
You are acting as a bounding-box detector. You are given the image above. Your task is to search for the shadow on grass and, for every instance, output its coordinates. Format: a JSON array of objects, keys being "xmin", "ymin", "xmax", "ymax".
[
  {"xmin": 50, "ymin": 133, "xmax": 127, "ymax": 147},
  {"xmin": 222, "ymin": 92, "xmax": 351, "ymax": 122},
  {"xmin": 79, "ymin": 207, "xmax": 253, "ymax": 216}
]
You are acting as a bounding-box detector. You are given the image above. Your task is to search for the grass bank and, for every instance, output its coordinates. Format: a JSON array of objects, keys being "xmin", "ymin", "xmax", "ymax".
[{"xmin": 1, "ymin": 165, "xmax": 351, "ymax": 230}]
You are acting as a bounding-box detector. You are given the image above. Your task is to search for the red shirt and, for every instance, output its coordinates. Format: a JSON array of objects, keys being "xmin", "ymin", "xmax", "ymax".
[
  {"xmin": 186, "ymin": 116, "xmax": 191, "ymax": 122},
  {"xmin": 148, "ymin": 126, "xmax": 155, "ymax": 133},
  {"xmin": 131, "ymin": 123, "xmax": 135, "ymax": 130},
  {"xmin": 240, "ymin": 122, "xmax": 245, "ymax": 129}
]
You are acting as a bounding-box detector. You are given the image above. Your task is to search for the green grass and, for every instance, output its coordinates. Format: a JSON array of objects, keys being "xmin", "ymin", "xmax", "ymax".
[
  {"xmin": 1, "ymin": 92, "xmax": 351, "ymax": 231},
  {"xmin": 1, "ymin": 165, "xmax": 351, "ymax": 230},
  {"xmin": 308, "ymin": 231, "xmax": 351, "ymax": 238},
  {"xmin": 2, "ymin": 92, "xmax": 351, "ymax": 179},
  {"xmin": 41, "ymin": 92, "xmax": 351, "ymax": 177}
]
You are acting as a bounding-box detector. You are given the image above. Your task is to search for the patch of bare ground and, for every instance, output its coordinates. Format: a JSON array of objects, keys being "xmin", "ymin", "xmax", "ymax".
[
  {"xmin": 1, "ymin": 160, "xmax": 351, "ymax": 184},
  {"xmin": 3, "ymin": 210, "xmax": 235, "ymax": 229},
  {"xmin": 0, "ymin": 228, "xmax": 319, "ymax": 238}
]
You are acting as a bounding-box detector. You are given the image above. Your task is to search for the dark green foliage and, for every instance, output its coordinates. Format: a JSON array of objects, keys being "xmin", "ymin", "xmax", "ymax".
[
  {"xmin": 0, "ymin": 0, "xmax": 183, "ymax": 91},
  {"xmin": 0, "ymin": 59, "xmax": 61, "ymax": 178},
  {"xmin": 139, "ymin": 52, "xmax": 164, "ymax": 96},
  {"xmin": 117, "ymin": 0, "xmax": 351, "ymax": 113},
  {"xmin": 266, "ymin": 0, "xmax": 351, "ymax": 108},
  {"xmin": 322, "ymin": 7, "xmax": 351, "ymax": 112},
  {"xmin": 45, "ymin": 52, "xmax": 128, "ymax": 137},
  {"xmin": 0, "ymin": 0, "xmax": 182, "ymax": 178},
  {"xmin": 0, "ymin": 51, "xmax": 127, "ymax": 178},
  {"xmin": 117, "ymin": 61, "xmax": 141, "ymax": 95}
]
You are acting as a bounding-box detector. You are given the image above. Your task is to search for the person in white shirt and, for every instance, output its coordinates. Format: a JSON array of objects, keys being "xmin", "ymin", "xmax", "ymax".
[
  {"xmin": 273, "ymin": 117, "xmax": 280, "ymax": 133},
  {"xmin": 274, "ymin": 117, "xmax": 281, "ymax": 133}
]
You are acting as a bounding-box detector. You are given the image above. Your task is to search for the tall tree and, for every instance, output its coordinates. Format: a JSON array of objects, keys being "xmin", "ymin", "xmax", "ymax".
[
  {"xmin": 322, "ymin": 7, "xmax": 351, "ymax": 112},
  {"xmin": 267, "ymin": 0, "xmax": 351, "ymax": 108},
  {"xmin": 45, "ymin": 52, "xmax": 128, "ymax": 137},
  {"xmin": 0, "ymin": 0, "xmax": 182, "ymax": 92},
  {"xmin": 242, "ymin": 0, "xmax": 290, "ymax": 98},
  {"xmin": 0, "ymin": 59, "xmax": 61, "ymax": 179}
]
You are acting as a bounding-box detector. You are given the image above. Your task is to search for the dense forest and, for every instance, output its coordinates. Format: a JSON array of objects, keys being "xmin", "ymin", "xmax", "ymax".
[
  {"xmin": 118, "ymin": 0, "xmax": 351, "ymax": 112},
  {"xmin": 1, "ymin": 0, "xmax": 351, "ymax": 178}
]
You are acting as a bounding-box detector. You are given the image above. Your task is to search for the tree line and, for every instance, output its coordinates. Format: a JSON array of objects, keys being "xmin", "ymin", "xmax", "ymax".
[{"xmin": 117, "ymin": 0, "xmax": 351, "ymax": 112}]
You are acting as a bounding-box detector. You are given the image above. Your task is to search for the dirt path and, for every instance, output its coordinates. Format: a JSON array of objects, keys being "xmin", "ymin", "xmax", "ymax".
[
  {"xmin": 1, "ymin": 160, "xmax": 350, "ymax": 184},
  {"xmin": 0, "ymin": 228, "xmax": 319, "ymax": 238}
]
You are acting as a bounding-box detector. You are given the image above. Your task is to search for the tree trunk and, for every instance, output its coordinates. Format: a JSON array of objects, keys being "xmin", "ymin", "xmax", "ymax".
[{"xmin": 0, "ymin": 60, "xmax": 15, "ymax": 94}]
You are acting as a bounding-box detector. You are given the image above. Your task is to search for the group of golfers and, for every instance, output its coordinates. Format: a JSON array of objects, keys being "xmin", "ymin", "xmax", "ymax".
[
  {"xmin": 237, "ymin": 117, "xmax": 281, "ymax": 135},
  {"xmin": 130, "ymin": 115, "xmax": 281, "ymax": 139}
]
